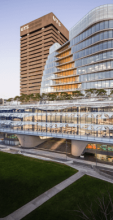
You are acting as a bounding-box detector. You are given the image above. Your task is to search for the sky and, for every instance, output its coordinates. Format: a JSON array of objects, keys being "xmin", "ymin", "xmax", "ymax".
[{"xmin": 0, "ymin": 0, "xmax": 111, "ymax": 99}]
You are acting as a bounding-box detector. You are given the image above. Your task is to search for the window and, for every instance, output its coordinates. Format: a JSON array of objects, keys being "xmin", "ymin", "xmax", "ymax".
[
  {"xmin": 110, "ymin": 70, "xmax": 113, "ymax": 78},
  {"xmin": 95, "ymin": 34, "xmax": 99, "ymax": 42},
  {"xmin": 103, "ymin": 41, "xmax": 108, "ymax": 50},
  {"xmin": 105, "ymin": 71, "xmax": 109, "ymax": 78},
  {"xmin": 99, "ymin": 72, "xmax": 102, "ymax": 79},
  {"xmin": 95, "ymin": 64, "xmax": 99, "ymax": 71},
  {"xmin": 83, "ymin": 31, "xmax": 86, "ymax": 39},
  {"xmin": 103, "ymin": 52, "xmax": 107, "ymax": 60},
  {"xmin": 106, "ymin": 80, "xmax": 110, "ymax": 88},
  {"xmin": 105, "ymin": 21, "xmax": 109, "ymax": 29},
  {"xmin": 92, "ymin": 36, "xmax": 95, "ymax": 44},
  {"xmin": 108, "ymin": 41, "xmax": 112, "ymax": 49},
  {"xmin": 92, "ymin": 25, "xmax": 96, "ymax": 34},
  {"xmin": 95, "ymin": 44, "xmax": 99, "ymax": 53},
  {"xmin": 98, "ymin": 81, "xmax": 102, "ymax": 88},
  {"xmin": 110, "ymin": 80, "xmax": 113, "ymax": 87},
  {"xmin": 100, "ymin": 32, "xmax": 104, "ymax": 40},
  {"xmin": 102, "ymin": 63, "xmax": 106, "ymax": 70},
  {"xmin": 100, "ymin": 21, "xmax": 105, "ymax": 30},
  {"xmin": 108, "ymin": 30, "xmax": 112, "ymax": 38},
  {"xmin": 96, "ymin": 23, "xmax": 100, "ymax": 32},
  {"xmin": 87, "ymin": 74, "xmax": 91, "ymax": 81},
  {"xmin": 109, "ymin": 20, "xmax": 113, "ymax": 28},
  {"xmin": 107, "ymin": 62, "xmax": 111, "ymax": 69}
]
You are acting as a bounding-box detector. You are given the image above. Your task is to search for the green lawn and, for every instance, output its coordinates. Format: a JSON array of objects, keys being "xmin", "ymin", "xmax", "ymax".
[
  {"xmin": 0, "ymin": 151, "xmax": 77, "ymax": 217},
  {"xmin": 22, "ymin": 175, "xmax": 113, "ymax": 220}
]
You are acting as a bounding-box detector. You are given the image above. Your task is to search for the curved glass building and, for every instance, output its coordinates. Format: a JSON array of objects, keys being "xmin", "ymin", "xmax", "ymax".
[{"xmin": 40, "ymin": 4, "xmax": 113, "ymax": 95}]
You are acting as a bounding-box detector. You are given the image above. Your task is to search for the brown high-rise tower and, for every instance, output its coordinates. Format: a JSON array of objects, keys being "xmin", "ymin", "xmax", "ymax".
[{"xmin": 20, "ymin": 13, "xmax": 69, "ymax": 95}]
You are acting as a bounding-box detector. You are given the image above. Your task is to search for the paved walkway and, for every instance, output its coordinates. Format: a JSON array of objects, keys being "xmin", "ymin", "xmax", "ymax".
[
  {"xmin": 1, "ymin": 144, "xmax": 113, "ymax": 170},
  {"xmin": 0, "ymin": 172, "xmax": 84, "ymax": 220},
  {"xmin": 68, "ymin": 163, "xmax": 113, "ymax": 183}
]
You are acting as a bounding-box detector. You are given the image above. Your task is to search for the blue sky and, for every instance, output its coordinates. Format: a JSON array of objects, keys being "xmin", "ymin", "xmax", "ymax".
[{"xmin": 0, "ymin": 0, "xmax": 111, "ymax": 98}]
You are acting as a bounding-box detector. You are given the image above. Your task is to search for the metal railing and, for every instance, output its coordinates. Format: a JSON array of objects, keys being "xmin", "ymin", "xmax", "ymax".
[{"xmin": 0, "ymin": 127, "xmax": 113, "ymax": 145}]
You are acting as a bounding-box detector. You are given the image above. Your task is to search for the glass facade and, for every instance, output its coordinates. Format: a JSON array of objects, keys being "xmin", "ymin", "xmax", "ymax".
[
  {"xmin": 0, "ymin": 103, "xmax": 113, "ymax": 143},
  {"xmin": 70, "ymin": 20, "xmax": 113, "ymax": 47},
  {"xmin": 74, "ymin": 50, "xmax": 113, "ymax": 67},
  {"xmin": 69, "ymin": 5, "xmax": 113, "ymax": 40},
  {"xmin": 85, "ymin": 143, "xmax": 113, "ymax": 163},
  {"xmin": 40, "ymin": 4, "xmax": 113, "ymax": 95}
]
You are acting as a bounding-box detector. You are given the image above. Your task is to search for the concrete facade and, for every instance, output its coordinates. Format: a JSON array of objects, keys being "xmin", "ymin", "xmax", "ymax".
[
  {"xmin": 71, "ymin": 140, "xmax": 88, "ymax": 156},
  {"xmin": 20, "ymin": 13, "xmax": 69, "ymax": 95}
]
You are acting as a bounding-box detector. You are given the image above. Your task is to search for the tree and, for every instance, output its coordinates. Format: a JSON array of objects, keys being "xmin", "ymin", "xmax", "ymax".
[
  {"xmin": 72, "ymin": 91, "xmax": 84, "ymax": 98},
  {"xmin": 85, "ymin": 89, "xmax": 97, "ymax": 98},
  {"xmin": 31, "ymin": 93, "xmax": 41, "ymax": 103},
  {"xmin": 35, "ymin": 93, "xmax": 41, "ymax": 101},
  {"xmin": 19, "ymin": 94, "xmax": 26, "ymax": 103},
  {"xmin": 14, "ymin": 96, "xmax": 20, "ymax": 105},
  {"xmin": 24, "ymin": 95, "xmax": 30, "ymax": 103},
  {"xmin": 28, "ymin": 93, "xmax": 34, "ymax": 102},
  {"xmin": 47, "ymin": 93, "xmax": 57, "ymax": 101},
  {"xmin": 58, "ymin": 92, "xmax": 72, "ymax": 100},
  {"xmin": 7, "ymin": 98, "xmax": 13, "ymax": 105},
  {"xmin": 96, "ymin": 89, "xmax": 107, "ymax": 97},
  {"xmin": 110, "ymin": 90, "xmax": 113, "ymax": 97},
  {"xmin": 74, "ymin": 192, "xmax": 113, "ymax": 220},
  {"xmin": 41, "ymin": 93, "xmax": 48, "ymax": 101}
]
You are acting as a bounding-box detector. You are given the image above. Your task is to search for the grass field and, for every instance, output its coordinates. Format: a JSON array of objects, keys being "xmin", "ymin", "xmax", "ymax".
[
  {"xmin": 22, "ymin": 175, "xmax": 113, "ymax": 220},
  {"xmin": 0, "ymin": 151, "xmax": 77, "ymax": 217}
]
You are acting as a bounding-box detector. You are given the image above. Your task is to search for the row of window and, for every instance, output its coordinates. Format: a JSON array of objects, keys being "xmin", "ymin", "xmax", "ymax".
[
  {"xmin": 41, "ymin": 79, "xmax": 52, "ymax": 87},
  {"xmin": 55, "ymin": 70, "xmax": 76, "ymax": 78},
  {"xmin": 41, "ymin": 73, "xmax": 54, "ymax": 82},
  {"xmin": 42, "ymin": 70, "xmax": 76, "ymax": 86},
  {"xmin": 82, "ymin": 80, "xmax": 113, "ymax": 89},
  {"xmin": 80, "ymin": 70, "xmax": 113, "ymax": 82},
  {"xmin": 1, "ymin": 116, "xmax": 113, "ymax": 125},
  {"xmin": 58, "ymin": 63, "xmax": 74, "ymax": 71},
  {"xmin": 51, "ymin": 84, "xmax": 80, "ymax": 92},
  {"xmin": 46, "ymin": 56, "xmax": 57, "ymax": 65},
  {"xmin": 86, "ymin": 144, "xmax": 113, "ymax": 154},
  {"xmin": 41, "ymin": 79, "xmax": 113, "ymax": 93},
  {"xmin": 1, "ymin": 125, "xmax": 113, "ymax": 138},
  {"xmin": 57, "ymin": 50, "xmax": 70, "ymax": 59},
  {"xmin": 44, "ymin": 67, "xmax": 57, "ymax": 75},
  {"xmin": 1, "ymin": 106, "xmax": 113, "ymax": 114},
  {"xmin": 73, "ymin": 40, "xmax": 113, "ymax": 60},
  {"xmin": 75, "ymin": 50, "xmax": 113, "ymax": 67},
  {"xmin": 72, "ymin": 30, "xmax": 113, "ymax": 54},
  {"xmin": 57, "ymin": 56, "xmax": 72, "ymax": 65},
  {"xmin": 77, "ymin": 60, "xmax": 113, "ymax": 75},
  {"xmin": 45, "ymin": 57, "xmax": 73, "ymax": 70},
  {"xmin": 70, "ymin": 20, "xmax": 113, "ymax": 47},
  {"xmin": 53, "ymin": 77, "xmax": 76, "ymax": 85},
  {"xmin": 48, "ymin": 51, "xmax": 57, "ymax": 60},
  {"xmin": 45, "ymin": 61, "xmax": 57, "ymax": 70}
]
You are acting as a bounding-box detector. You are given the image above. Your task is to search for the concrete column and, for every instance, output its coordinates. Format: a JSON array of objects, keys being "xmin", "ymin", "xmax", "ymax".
[
  {"xmin": 17, "ymin": 135, "xmax": 46, "ymax": 148},
  {"xmin": 71, "ymin": 140, "xmax": 88, "ymax": 156}
]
